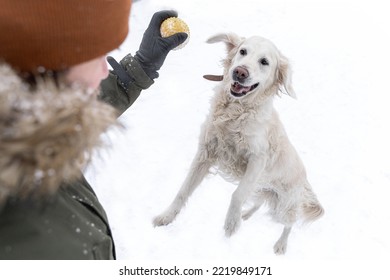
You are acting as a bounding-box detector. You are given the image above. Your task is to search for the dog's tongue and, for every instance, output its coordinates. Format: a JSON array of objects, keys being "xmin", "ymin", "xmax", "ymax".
[{"xmin": 231, "ymin": 82, "xmax": 250, "ymax": 94}]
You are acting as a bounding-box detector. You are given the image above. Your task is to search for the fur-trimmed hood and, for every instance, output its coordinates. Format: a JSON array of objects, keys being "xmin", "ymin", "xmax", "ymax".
[{"xmin": 0, "ymin": 63, "xmax": 118, "ymax": 202}]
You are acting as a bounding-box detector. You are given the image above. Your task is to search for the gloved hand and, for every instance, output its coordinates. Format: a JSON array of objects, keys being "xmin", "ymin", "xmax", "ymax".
[{"xmin": 134, "ymin": 10, "xmax": 188, "ymax": 79}]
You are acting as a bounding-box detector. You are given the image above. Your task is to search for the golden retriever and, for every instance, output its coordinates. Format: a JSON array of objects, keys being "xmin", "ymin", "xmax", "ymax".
[{"xmin": 153, "ymin": 33, "xmax": 324, "ymax": 254}]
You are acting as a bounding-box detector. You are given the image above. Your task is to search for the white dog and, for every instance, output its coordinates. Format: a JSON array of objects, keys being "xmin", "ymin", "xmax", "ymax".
[{"xmin": 153, "ymin": 33, "xmax": 324, "ymax": 254}]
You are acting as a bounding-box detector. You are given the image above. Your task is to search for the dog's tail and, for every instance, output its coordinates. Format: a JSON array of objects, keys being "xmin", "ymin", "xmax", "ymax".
[
  {"xmin": 301, "ymin": 187, "xmax": 324, "ymax": 223},
  {"xmin": 302, "ymin": 201, "xmax": 324, "ymax": 223}
]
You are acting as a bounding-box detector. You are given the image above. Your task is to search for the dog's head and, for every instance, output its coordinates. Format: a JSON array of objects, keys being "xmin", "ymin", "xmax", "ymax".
[{"xmin": 207, "ymin": 33, "xmax": 296, "ymax": 100}]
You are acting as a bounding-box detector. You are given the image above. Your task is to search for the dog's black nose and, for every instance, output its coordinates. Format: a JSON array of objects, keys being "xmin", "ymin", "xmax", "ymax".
[{"xmin": 232, "ymin": 66, "xmax": 249, "ymax": 83}]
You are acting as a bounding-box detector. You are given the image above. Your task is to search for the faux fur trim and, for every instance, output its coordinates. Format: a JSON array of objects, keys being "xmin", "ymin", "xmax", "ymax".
[{"xmin": 0, "ymin": 64, "xmax": 118, "ymax": 202}]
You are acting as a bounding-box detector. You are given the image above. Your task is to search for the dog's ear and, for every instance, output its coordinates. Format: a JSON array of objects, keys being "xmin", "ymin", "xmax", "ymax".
[
  {"xmin": 277, "ymin": 54, "xmax": 296, "ymax": 99},
  {"xmin": 206, "ymin": 33, "xmax": 243, "ymax": 52}
]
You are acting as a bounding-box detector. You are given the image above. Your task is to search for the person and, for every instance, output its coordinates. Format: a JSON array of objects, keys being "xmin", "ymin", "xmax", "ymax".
[{"xmin": 0, "ymin": 0, "xmax": 188, "ymax": 259}]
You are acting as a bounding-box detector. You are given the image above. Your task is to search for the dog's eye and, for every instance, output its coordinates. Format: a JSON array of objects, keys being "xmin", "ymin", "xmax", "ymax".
[
  {"xmin": 239, "ymin": 49, "xmax": 247, "ymax": 56},
  {"xmin": 260, "ymin": 58, "xmax": 269, "ymax": 66}
]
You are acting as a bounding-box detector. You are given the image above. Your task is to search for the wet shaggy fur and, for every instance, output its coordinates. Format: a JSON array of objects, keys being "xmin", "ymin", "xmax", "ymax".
[
  {"xmin": 153, "ymin": 33, "xmax": 324, "ymax": 254},
  {"xmin": 0, "ymin": 64, "xmax": 118, "ymax": 203}
]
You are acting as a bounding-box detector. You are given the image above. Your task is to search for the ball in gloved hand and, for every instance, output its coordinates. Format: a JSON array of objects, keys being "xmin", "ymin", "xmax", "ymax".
[{"xmin": 160, "ymin": 17, "xmax": 190, "ymax": 50}]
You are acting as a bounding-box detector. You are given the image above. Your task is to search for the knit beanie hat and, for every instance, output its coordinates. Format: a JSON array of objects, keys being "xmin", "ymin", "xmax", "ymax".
[{"xmin": 0, "ymin": 0, "xmax": 132, "ymax": 73}]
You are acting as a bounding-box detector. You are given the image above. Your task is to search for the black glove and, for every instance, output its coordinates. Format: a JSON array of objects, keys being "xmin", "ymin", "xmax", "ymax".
[{"xmin": 134, "ymin": 10, "xmax": 188, "ymax": 79}]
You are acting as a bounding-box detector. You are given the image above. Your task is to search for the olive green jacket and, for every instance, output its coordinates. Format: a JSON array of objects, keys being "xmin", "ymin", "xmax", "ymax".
[{"xmin": 0, "ymin": 56, "xmax": 153, "ymax": 260}]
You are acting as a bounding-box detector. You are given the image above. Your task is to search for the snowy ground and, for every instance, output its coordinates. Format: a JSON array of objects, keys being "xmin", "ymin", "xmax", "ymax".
[{"xmin": 85, "ymin": 0, "xmax": 390, "ymax": 261}]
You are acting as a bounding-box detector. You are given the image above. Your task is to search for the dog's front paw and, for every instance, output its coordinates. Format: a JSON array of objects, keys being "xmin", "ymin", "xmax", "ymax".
[
  {"xmin": 224, "ymin": 209, "xmax": 242, "ymax": 237},
  {"xmin": 273, "ymin": 239, "xmax": 288, "ymax": 255},
  {"xmin": 152, "ymin": 210, "xmax": 177, "ymax": 227}
]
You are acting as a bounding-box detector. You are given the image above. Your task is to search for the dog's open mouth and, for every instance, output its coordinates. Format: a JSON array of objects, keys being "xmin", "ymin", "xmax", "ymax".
[{"xmin": 230, "ymin": 82, "xmax": 259, "ymax": 97}]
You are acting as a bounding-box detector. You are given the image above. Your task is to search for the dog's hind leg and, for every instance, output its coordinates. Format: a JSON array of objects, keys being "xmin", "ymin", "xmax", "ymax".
[
  {"xmin": 242, "ymin": 195, "xmax": 265, "ymax": 220},
  {"xmin": 273, "ymin": 226, "xmax": 292, "ymax": 255},
  {"xmin": 242, "ymin": 189, "xmax": 274, "ymax": 220},
  {"xmin": 242, "ymin": 202, "xmax": 263, "ymax": 221},
  {"xmin": 153, "ymin": 149, "xmax": 212, "ymax": 227}
]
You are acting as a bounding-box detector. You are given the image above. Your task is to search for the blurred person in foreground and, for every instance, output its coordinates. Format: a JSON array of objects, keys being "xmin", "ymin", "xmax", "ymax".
[{"xmin": 0, "ymin": 0, "xmax": 187, "ymax": 259}]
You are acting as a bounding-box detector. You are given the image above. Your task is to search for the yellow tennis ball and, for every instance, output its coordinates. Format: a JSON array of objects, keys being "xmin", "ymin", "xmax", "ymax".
[{"xmin": 160, "ymin": 17, "xmax": 190, "ymax": 50}]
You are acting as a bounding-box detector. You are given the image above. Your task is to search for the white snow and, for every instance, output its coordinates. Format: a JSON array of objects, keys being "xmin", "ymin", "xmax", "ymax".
[{"xmin": 85, "ymin": 0, "xmax": 390, "ymax": 262}]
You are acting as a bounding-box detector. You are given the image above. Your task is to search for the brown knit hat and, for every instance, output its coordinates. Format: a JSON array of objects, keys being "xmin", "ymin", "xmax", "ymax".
[{"xmin": 0, "ymin": 0, "xmax": 132, "ymax": 73}]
